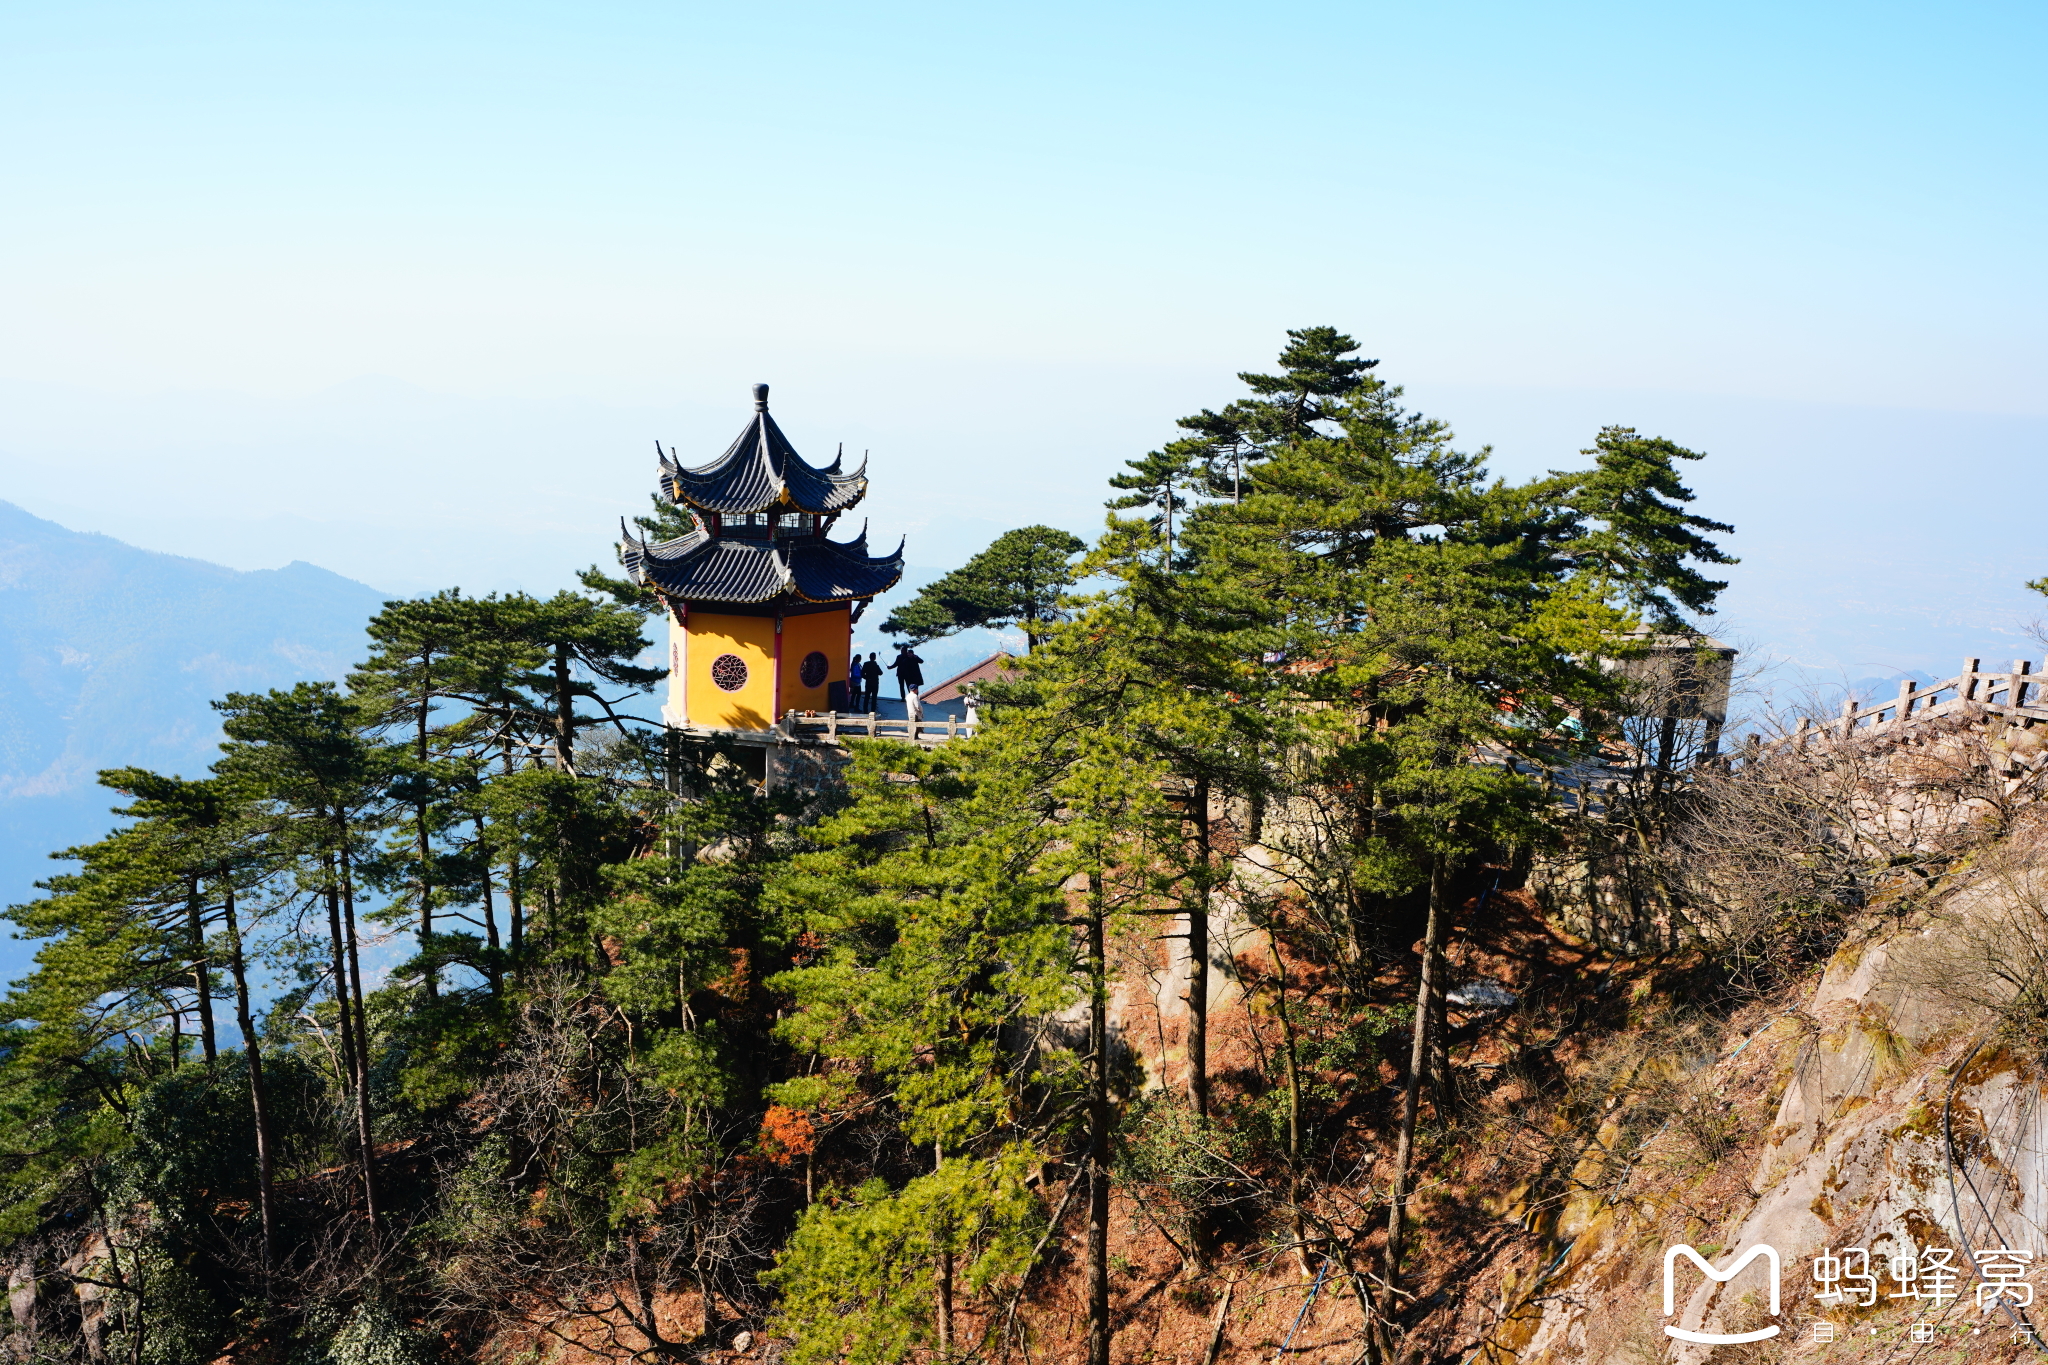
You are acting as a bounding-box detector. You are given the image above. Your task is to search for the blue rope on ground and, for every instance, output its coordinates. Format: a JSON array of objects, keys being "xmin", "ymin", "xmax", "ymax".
[{"xmin": 1274, "ymin": 1256, "xmax": 1330, "ymax": 1360}]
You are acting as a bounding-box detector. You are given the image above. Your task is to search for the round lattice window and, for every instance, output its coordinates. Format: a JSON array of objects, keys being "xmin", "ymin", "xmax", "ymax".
[
  {"xmin": 798, "ymin": 650, "xmax": 829, "ymax": 688},
  {"xmin": 710, "ymin": 653, "xmax": 749, "ymax": 693}
]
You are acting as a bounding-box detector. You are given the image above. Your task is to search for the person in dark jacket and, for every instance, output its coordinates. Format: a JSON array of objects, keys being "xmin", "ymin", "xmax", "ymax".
[
  {"xmin": 860, "ymin": 653, "xmax": 883, "ymax": 711},
  {"xmin": 889, "ymin": 645, "xmax": 925, "ymax": 701}
]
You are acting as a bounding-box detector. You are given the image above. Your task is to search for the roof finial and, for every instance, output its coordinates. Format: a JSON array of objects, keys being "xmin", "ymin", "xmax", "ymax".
[{"xmin": 753, "ymin": 382, "xmax": 769, "ymax": 411}]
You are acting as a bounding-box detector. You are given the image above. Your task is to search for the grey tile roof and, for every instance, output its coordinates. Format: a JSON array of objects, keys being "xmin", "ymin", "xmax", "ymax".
[
  {"xmin": 621, "ymin": 520, "xmax": 904, "ymax": 606},
  {"xmin": 658, "ymin": 383, "xmax": 869, "ymax": 516}
]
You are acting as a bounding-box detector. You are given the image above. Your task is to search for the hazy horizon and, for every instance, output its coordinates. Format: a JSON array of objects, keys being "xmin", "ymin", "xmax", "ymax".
[{"xmin": 6, "ymin": 0, "xmax": 2046, "ymax": 680}]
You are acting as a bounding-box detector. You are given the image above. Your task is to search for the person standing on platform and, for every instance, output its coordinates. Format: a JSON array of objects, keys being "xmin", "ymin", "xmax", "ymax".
[
  {"xmin": 889, "ymin": 645, "xmax": 925, "ymax": 702},
  {"xmin": 860, "ymin": 653, "xmax": 883, "ymax": 711}
]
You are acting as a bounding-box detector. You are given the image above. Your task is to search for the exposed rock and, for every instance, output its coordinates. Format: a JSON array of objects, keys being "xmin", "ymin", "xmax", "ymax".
[{"xmin": 1496, "ymin": 884, "xmax": 2048, "ymax": 1362}]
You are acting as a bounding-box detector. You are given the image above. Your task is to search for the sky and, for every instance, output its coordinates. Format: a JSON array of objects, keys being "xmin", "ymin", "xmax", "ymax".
[{"xmin": 3, "ymin": 0, "xmax": 2046, "ymax": 687}]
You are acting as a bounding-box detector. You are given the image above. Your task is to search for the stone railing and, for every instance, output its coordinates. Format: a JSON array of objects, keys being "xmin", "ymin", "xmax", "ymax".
[
  {"xmin": 1786, "ymin": 657, "xmax": 2048, "ymax": 746},
  {"xmin": 779, "ymin": 708, "xmax": 978, "ymax": 748}
]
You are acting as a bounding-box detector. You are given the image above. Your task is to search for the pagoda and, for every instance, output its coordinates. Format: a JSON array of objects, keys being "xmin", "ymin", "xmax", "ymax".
[{"xmin": 619, "ymin": 383, "xmax": 904, "ymax": 733}]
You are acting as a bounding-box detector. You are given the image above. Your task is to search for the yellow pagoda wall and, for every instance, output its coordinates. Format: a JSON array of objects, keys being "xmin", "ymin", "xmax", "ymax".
[
  {"xmin": 780, "ymin": 607, "xmax": 852, "ymax": 714},
  {"xmin": 663, "ymin": 612, "xmax": 688, "ymax": 726},
  {"xmin": 681, "ymin": 612, "xmax": 778, "ymax": 730}
]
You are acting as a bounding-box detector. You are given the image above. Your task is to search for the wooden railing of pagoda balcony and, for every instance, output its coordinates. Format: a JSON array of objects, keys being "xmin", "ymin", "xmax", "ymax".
[{"xmin": 779, "ymin": 709, "xmax": 978, "ymax": 748}]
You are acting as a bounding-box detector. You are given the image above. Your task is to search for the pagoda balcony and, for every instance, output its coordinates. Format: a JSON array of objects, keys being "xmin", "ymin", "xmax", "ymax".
[
  {"xmin": 664, "ymin": 696, "xmax": 979, "ymax": 753},
  {"xmin": 780, "ymin": 707, "xmax": 977, "ymax": 748},
  {"xmin": 710, "ymin": 513, "xmax": 829, "ymax": 541}
]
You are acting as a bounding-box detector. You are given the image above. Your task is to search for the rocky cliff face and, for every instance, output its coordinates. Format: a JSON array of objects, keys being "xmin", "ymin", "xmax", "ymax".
[{"xmin": 1495, "ymin": 875, "xmax": 2048, "ymax": 1364}]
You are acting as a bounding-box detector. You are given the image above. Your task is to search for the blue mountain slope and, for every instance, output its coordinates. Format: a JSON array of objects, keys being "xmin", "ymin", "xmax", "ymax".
[{"xmin": 0, "ymin": 500, "xmax": 387, "ymax": 919}]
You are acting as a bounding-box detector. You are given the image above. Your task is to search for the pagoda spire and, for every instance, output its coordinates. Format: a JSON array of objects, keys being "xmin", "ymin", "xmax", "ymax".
[{"xmin": 659, "ymin": 383, "xmax": 869, "ymax": 517}]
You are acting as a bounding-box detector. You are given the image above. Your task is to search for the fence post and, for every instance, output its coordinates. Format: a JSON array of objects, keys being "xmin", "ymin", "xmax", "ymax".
[
  {"xmin": 2015, "ymin": 660, "xmax": 2035, "ymax": 710},
  {"xmin": 1840, "ymin": 696, "xmax": 1859, "ymax": 740},
  {"xmin": 1895, "ymin": 676, "xmax": 1917, "ymax": 726},
  {"xmin": 1963, "ymin": 658, "xmax": 1982, "ymax": 702}
]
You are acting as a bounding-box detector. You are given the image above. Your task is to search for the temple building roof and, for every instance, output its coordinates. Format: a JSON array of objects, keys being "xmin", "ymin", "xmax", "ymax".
[
  {"xmin": 621, "ymin": 520, "xmax": 905, "ymax": 606},
  {"xmin": 659, "ymin": 383, "xmax": 869, "ymax": 516}
]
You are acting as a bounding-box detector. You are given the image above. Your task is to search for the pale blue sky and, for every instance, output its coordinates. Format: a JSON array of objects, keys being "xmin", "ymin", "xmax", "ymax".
[{"xmin": 3, "ymin": 1, "xmax": 2046, "ymax": 683}]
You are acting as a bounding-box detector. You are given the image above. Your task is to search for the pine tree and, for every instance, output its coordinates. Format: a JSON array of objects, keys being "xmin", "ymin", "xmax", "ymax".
[
  {"xmin": 517, "ymin": 591, "xmax": 666, "ymax": 772},
  {"xmin": 36, "ymin": 768, "xmax": 293, "ymax": 1278},
  {"xmin": 767, "ymin": 717, "xmax": 1149, "ymax": 1362},
  {"xmin": 1077, "ymin": 517, "xmax": 1285, "ymax": 1123},
  {"xmin": 579, "ymin": 488, "xmax": 703, "ymax": 614},
  {"xmin": 998, "ymin": 616, "xmax": 1180, "ymax": 1365},
  {"xmin": 0, "ymin": 813, "xmax": 195, "ymax": 1236},
  {"xmin": 766, "ymin": 1148, "xmax": 1045, "ymax": 1365},
  {"xmin": 215, "ymin": 683, "xmax": 387, "ymax": 1235},
  {"xmin": 429, "ymin": 591, "xmax": 554, "ymax": 967},
  {"xmin": 880, "ymin": 526, "xmax": 1085, "ymax": 649},
  {"xmin": 1229, "ymin": 325, "xmax": 1381, "ymax": 446},
  {"xmin": 1164, "ymin": 325, "xmax": 1382, "ymax": 503},
  {"xmin": 1179, "ymin": 332, "xmax": 1733, "ymax": 1297},
  {"xmin": 1106, "ymin": 445, "xmax": 1204, "ymax": 567},
  {"xmin": 1553, "ymin": 425, "xmax": 1738, "ymax": 624},
  {"xmin": 352, "ymin": 591, "xmax": 479, "ymax": 1000}
]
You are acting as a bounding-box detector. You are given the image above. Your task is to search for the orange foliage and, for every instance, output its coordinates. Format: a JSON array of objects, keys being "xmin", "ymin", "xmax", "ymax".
[{"xmin": 758, "ymin": 1104, "xmax": 817, "ymax": 1165}]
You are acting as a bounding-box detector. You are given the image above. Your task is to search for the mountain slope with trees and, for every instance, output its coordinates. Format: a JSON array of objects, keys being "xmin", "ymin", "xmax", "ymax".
[{"xmin": 0, "ymin": 332, "xmax": 1765, "ymax": 1364}]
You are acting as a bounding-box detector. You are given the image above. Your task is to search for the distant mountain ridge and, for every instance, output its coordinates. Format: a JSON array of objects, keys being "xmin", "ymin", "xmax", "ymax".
[
  {"xmin": 0, "ymin": 505, "xmax": 1002, "ymax": 930},
  {"xmin": 0, "ymin": 500, "xmax": 387, "ymax": 922}
]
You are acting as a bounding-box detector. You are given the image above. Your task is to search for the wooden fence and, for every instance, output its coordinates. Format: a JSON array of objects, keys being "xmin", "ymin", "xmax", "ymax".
[{"xmin": 1787, "ymin": 657, "xmax": 2048, "ymax": 745}]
